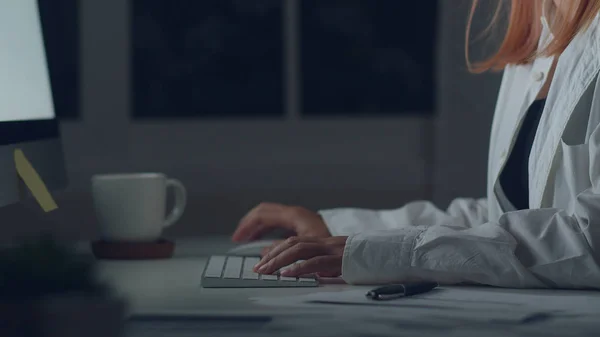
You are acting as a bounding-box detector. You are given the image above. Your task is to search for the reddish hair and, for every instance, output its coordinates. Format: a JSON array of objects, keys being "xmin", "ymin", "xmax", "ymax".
[{"xmin": 467, "ymin": 0, "xmax": 600, "ymax": 73}]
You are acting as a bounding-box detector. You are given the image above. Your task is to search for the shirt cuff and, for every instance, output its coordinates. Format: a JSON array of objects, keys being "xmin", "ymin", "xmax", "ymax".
[
  {"xmin": 318, "ymin": 209, "xmax": 351, "ymax": 236},
  {"xmin": 341, "ymin": 227, "xmax": 426, "ymax": 285},
  {"xmin": 318, "ymin": 208, "xmax": 381, "ymax": 236}
]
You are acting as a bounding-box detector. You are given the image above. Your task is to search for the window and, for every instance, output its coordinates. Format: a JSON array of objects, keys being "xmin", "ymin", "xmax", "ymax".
[
  {"xmin": 38, "ymin": 0, "xmax": 80, "ymax": 119},
  {"xmin": 131, "ymin": 0, "xmax": 284, "ymax": 118},
  {"xmin": 301, "ymin": 0, "xmax": 437, "ymax": 116},
  {"xmin": 131, "ymin": 0, "xmax": 437, "ymax": 119}
]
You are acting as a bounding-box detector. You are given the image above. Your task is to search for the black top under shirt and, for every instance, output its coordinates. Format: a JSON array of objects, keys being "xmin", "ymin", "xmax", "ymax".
[{"xmin": 499, "ymin": 98, "xmax": 547, "ymax": 210}]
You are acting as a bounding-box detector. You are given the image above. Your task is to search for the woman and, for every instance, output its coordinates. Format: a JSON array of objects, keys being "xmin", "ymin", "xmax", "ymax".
[{"xmin": 232, "ymin": 0, "xmax": 600, "ymax": 289}]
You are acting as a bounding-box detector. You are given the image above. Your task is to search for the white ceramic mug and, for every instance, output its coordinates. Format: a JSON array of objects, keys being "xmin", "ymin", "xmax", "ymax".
[{"xmin": 91, "ymin": 173, "xmax": 187, "ymax": 242}]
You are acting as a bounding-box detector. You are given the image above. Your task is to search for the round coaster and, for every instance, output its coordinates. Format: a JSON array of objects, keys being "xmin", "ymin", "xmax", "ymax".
[{"xmin": 91, "ymin": 239, "xmax": 175, "ymax": 260}]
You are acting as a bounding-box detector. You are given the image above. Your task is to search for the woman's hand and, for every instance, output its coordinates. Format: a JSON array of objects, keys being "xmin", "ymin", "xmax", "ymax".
[
  {"xmin": 253, "ymin": 236, "xmax": 348, "ymax": 278},
  {"xmin": 232, "ymin": 203, "xmax": 331, "ymax": 242}
]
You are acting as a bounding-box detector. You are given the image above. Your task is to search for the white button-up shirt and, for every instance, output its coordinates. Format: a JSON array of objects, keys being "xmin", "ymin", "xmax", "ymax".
[{"xmin": 319, "ymin": 13, "xmax": 600, "ymax": 289}]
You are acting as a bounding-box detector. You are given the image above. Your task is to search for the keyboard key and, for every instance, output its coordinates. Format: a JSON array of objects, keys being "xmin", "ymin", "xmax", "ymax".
[
  {"xmin": 299, "ymin": 277, "xmax": 315, "ymax": 283},
  {"xmin": 204, "ymin": 256, "xmax": 226, "ymax": 278},
  {"xmin": 261, "ymin": 274, "xmax": 278, "ymax": 281},
  {"xmin": 242, "ymin": 257, "xmax": 260, "ymax": 280},
  {"xmin": 242, "ymin": 272, "xmax": 260, "ymax": 280},
  {"xmin": 223, "ymin": 256, "xmax": 243, "ymax": 279},
  {"xmin": 279, "ymin": 276, "xmax": 298, "ymax": 282},
  {"xmin": 244, "ymin": 257, "xmax": 261, "ymax": 269}
]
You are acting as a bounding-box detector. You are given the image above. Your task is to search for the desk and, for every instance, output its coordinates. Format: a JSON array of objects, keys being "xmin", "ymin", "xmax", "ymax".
[{"xmin": 79, "ymin": 237, "xmax": 600, "ymax": 337}]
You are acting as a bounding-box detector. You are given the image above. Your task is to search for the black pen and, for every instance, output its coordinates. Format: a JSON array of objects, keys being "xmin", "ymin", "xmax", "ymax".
[{"xmin": 365, "ymin": 282, "xmax": 438, "ymax": 301}]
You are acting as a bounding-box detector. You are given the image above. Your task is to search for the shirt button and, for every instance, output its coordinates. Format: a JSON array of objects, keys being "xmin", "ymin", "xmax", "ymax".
[{"xmin": 532, "ymin": 71, "xmax": 545, "ymax": 82}]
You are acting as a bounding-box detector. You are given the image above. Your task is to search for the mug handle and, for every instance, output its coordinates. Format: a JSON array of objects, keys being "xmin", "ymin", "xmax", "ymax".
[{"xmin": 163, "ymin": 178, "xmax": 187, "ymax": 228}]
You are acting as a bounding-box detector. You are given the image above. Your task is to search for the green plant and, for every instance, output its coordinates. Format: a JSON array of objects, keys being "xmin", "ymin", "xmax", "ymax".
[{"xmin": 0, "ymin": 234, "xmax": 108, "ymax": 300}]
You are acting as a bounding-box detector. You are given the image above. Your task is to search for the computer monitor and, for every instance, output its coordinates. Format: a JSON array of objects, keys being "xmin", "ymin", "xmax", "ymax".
[{"xmin": 0, "ymin": 0, "xmax": 67, "ymax": 208}]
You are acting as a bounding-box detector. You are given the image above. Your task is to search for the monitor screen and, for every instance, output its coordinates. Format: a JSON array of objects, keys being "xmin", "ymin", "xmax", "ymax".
[
  {"xmin": 0, "ymin": 0, "xmax": 55, "ymax": 122},
  {"xmin": 0, "ymin": 0, "xmax": 67, "ymax": 209}
]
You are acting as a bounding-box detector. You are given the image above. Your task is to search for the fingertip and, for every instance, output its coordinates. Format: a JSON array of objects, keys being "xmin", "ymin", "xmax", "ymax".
[
  {"xmin": 232, "ymin": 224, "xmax": 253, "ymax": 242},
  {"xmin": 233, "ymin": 215, "xmax": 254, "ymax": 238},
  {"xmin": 231, "ymin": 231, "xmax": 244, "ymax": 242}
]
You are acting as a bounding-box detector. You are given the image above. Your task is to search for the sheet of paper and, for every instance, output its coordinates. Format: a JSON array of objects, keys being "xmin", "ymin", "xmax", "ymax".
[
  {"xmin": 413, "ymin": 286, "xmax": 600, "ymax": 314},
  {"xmin": 14, "ymin": 148, "xmax": 58, "ymax": 212},
  {"xmin": 250, "ymin": 296, "xmax": 546, "ymax": 337},
  {"xmin": 251, "ymin": 286, "xmax": 600, "ymax": 325}
]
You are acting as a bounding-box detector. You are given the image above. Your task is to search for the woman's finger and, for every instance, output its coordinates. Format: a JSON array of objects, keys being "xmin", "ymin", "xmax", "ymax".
[
  {"xmin": 260, "ymin": 246, "xmax": 270, "ymax": 257},
  {"xmin": 255, "ymin": 236, "xmax": 317, "ymax": 269},
  {"xmin": 280, "ymin": 256, "xmax": 341, "ymax": 277},
  {"xmin": 232, "ymin": 204, "xmax": 292, "ymax": 242},
  {"xmin": 256, "ymin": 241, "xmax": 326, "ymax": 275},
  {"xmin": 260, "ymin": 240, "xmax": 284, "ymax": 257}
]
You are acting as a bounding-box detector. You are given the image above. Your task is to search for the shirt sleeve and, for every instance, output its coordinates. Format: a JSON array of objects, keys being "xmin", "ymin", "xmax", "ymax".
[
  {"xmin": 340, "ymin": 124, "xmax": 600, "ymax": 289},
  {"xmin": 318, "ymin": 197, "xmax": 488, "ymax": 236}
]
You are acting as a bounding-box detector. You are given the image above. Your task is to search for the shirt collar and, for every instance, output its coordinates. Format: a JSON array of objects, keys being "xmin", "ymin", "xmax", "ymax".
[
  {"xmin": 540, "ymin": 0, "xmax": 555, "ymax": 40},
  {"xmin": 539, "ymin": 14, "xmax": 554, "ymax": 51}
]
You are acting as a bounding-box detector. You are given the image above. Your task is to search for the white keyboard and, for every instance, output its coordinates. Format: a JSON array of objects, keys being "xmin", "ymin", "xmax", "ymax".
[{"xmin": 201, "ymin": 255, "xmax": 318, "ymax": 288}]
